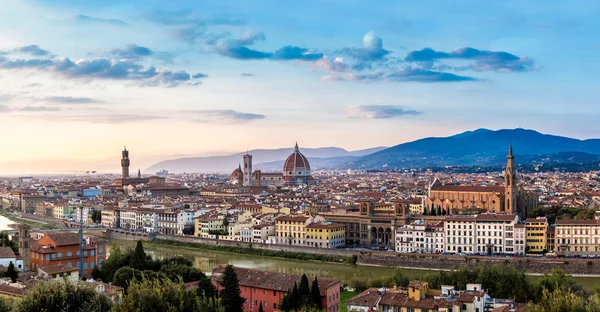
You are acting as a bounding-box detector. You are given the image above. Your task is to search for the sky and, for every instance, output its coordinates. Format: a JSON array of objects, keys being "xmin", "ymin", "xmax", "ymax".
[{"xmin": 0, "ymin": 0, "xmax": 599, "ymax": 169}]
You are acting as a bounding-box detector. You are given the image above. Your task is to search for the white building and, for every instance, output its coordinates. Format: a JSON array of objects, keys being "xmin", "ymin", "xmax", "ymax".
[
  {"xmin": 177, "ymin": 210, "xmax": 195, "ymax": 235},
  {"xmin": 119, "ymin": 209, "xmax": 138, "ymax": 231},
  {"xmin": 395, "ymin": 220, "xmax": 444, "ymax": 253},
  {"xmin": 252, "ymin": 223, "xmax": 275, "ymax": 244},
  {"xmin": 514, "ymin": 224, "xmax": 526, "ymax": 255},
  {"xmin": 474, "ymin": 214, "xmax": 519, "ymax": 255},
  {"xmin": 445, "ymin": 216, "xmax": 476, "ymax": 254},
  {"xmin": 0, "ymin": 247, "xmax": 23, "ymax": 271},
  {"xmin": 157, "ymin": 211, "xmax": 178, "ymax": 235}
]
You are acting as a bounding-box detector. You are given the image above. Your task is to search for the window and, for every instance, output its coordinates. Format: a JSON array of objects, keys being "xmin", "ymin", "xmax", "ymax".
[
  {"xmin": 58, "ymin": 253, "xmax": 63, "ymax": 258},
  {"xmin": 67, "ymin": 262, "xmax": 72, "ymax": 267},
  {"xmin": 45, "ymin": 254, "xmax": 49, "ymax": 260},
  {"xmin": 67, "ymin": 252, "xmax": 72, "ymax": 257}
]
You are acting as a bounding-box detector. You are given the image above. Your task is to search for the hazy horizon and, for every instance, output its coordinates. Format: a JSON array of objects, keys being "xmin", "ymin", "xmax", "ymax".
[{"xmin": 1, "ymin": 1, "xmax": 599, "ymax": 170}]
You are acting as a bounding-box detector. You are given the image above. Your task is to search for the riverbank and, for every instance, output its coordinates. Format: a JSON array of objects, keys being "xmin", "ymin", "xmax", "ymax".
[
  {"xmin": 149, "ymin": 239, "xmax": 358, "ymax": 264},
  {"xmin": 111, "ymin": 239, "xmax": 600, "ymax": 291},
  {"xmin": 125, "ymin": 232, "xmax": 600, "ymax": 277},
  {"xmin": 0, "ymin": 209, "xmax": 56, "ymax": 229}
]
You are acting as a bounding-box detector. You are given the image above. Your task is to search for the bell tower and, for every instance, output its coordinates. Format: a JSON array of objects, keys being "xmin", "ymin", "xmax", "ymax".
[
  {"xmin": 243, "ymin": 153, "xmax": 253, "ymax": 186},
  {"xmin": 504, "ymin": 144, "xmax": 518, "ymax": 214},
  {"xmin": 121, "ymin": 146, "xmax": 130, "ymax": 179}
]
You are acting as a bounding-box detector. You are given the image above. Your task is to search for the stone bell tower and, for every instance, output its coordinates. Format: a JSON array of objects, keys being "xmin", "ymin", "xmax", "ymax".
[
  {"xmin": 121, "ymin": 146, "xmax": 130, "ymax": 179},
  {"xmin": 504, "ymin": 144, "xmax": 518, "ymax": 214}
]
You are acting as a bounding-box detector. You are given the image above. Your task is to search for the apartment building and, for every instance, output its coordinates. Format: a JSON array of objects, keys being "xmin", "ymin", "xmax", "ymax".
[
  {"xmin": 274, "ymin": 215, "xmax": 311, "ymax": 246},
  {"xmin": 119, "ymin": 209, "xmax": 138, "ymax": 231},
  {"xmin": 514, "ymin": 223, "xmax": 526, "ymax": 255},
  {"xmin": 252, "ymin": 224, "xmax": 275, "ymax": 244},
  {"xmin": 177, "ymin": 210, "xmax": 195, "ymax": 235},
  {"xmin": 305, "ymin": 222, "xmax": 345, "ymax": 249},
  {"xmin": 395, "ymin": 220, "xmax": 444, "ymax": 253},
  {"xmin": 30, "ymin": 232, "xmax": 107, "ymax": 278},
  {"xmin": 101, "ymin": 207, "xmax": 120, "ymax": 228},
  {"xmin": 445, "ymin": 216, "xmax": 476, "ymax": 254},
  {"xmin": 474, "ymin": 214, "xmax": 519, "ymax": 255},
  {"xmin": 555, "ymin": 219, "xmax": 600, "ymax": 256},
  {"xmin": 157, "ymin": 211, "xmax": 178, "ymax": 235},
  {"xmin": 525, "ymin": 217, "xmax": 548, "ymax": 253}
]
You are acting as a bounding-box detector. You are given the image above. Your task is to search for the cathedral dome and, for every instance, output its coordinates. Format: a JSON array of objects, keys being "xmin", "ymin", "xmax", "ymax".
[
  {"xmin": 283, "ymin": 143, "xmax": 310, "ymax": 177},
  {"xmin": 231, "ymin": 166, "xmax": 242, "ymax": 181}
]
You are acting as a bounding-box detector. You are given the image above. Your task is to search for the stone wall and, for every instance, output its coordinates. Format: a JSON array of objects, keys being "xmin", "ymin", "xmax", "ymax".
[{"xmin": 108, "ymin": 229, "xmax": 150, "ymax": 241}]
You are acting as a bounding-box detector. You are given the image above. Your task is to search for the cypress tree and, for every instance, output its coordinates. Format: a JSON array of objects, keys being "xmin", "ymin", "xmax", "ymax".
[
  {"xmin": 258, "ymin": 302, "xmax": 264, "ymax": 312},
  {"xmin": 220, "ymin": 265, "xmax": 244, "ymax": 312},
  {"xmin": 291, "ymin": 282, "xmax": 299, "ymax": 310},
  {"xmin": 298, "ymin": 274, "xmax": 310, "ymax": 304},
  {"xmin": 129, "ymin": 241, "xmax": 147, "ymax": 270},
  {"xmin": 7, "ymin": 261, "xmax": 17, "ymax": 283},
  {"xmin": 310, "ymin": 277, "xmax": 322, "ymax": 309},
  {"xmin": 431, "ymin": 205, "xmax": 437, "ymax": 216}
]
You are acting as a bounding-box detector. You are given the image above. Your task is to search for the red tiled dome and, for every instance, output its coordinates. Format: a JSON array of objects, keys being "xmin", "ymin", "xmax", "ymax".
[{"xmin": 283, "ymin": 143, "xmax": 310, "ymax": 177}]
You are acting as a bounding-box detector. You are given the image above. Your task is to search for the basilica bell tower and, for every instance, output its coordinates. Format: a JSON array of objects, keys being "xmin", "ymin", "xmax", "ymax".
[{"xmin": 504, "ymin": 144, "xmax": 518, "ymax": 214}]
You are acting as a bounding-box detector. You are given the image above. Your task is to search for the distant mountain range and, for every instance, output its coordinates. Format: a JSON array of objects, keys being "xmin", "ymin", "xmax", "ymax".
[
  {"xmin": 348, "ymin": 128, "xmax": 600, "ymax": 169},
  {"xmin": 145, "ymin": 146, "xmax": 387, "ymax": 173}
]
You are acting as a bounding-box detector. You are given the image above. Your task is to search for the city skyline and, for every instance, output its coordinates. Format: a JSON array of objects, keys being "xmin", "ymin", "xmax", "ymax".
[{"xmin": 1, "ymin": 0, "xmax": 599, "ymax": 163}]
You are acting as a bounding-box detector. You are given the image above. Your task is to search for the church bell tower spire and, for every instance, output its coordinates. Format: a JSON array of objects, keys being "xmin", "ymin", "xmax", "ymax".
[{"xmin": 505, "ymin": 143, "xmax": 517, "ymax": 215}]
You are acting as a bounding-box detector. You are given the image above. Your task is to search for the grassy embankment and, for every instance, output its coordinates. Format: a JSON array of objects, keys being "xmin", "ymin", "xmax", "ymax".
[
  {"xmin": 340, "ymin": 291, "xmax": 359, "ymax": 312},
  {"xmin": 0, "ymin": 208, "xmax": 57, "ymax": 229},
  {"xmin": 149, "ymin": 238, "xmax": 359, "ymax": 264}
]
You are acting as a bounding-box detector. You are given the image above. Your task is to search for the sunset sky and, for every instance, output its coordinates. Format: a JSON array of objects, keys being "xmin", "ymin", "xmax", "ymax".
[{"xmin": 0, "ymin": 0, "xmax": 598, "ymax": 169}]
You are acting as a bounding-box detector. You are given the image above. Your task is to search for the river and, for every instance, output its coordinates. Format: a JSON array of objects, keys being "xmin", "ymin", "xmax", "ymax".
[
  {"xmin": 1, "ymin": 214, "xmax": 598, "ymax": 291},
  {"xmin": 110, "ymin": 239, "xmax": 600, "ymax": 291}
]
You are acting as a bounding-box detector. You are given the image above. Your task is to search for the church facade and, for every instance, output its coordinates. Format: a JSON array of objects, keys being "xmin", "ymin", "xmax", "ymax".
[
  {"xmin": 230, "ymin": 143, "xmax": 316, "ymax": 187},
  {"xmin": 423, "ymin": 145, "xmax": 538, "ymax": 219}
]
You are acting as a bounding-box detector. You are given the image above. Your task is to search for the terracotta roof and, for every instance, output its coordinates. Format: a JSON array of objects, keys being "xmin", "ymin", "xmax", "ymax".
[
  {"xmin": 275, "ymin": 215, "xmax": 310, "ymax": 222},
  {"xmin": 212, "ymin": 266, "xmax": 339, "ymax": 296},
  {"xmin": 555, "ymin": 219, "xmax": 600, "ymax": 225},
  {"xmin": 283, "ymin": 144, "xmax": 310, "ymax": 172},
  {"xmin": 45, "ymin": 232, "xmax": 80, "ymax": 246},
  {"xmin": 475, "ymin": 214, "xmax": 517, "ymax": 222},
  {"xmin": 0, "ymin": 247, "xmax": 16, "ymax": 259},
  {"xmin": 431, "ymin": 185, "xmax": 504, "ymax": 193},
  {"xmin": 39, "ymin": 264, "xmax": 79, "ymax": 275}
]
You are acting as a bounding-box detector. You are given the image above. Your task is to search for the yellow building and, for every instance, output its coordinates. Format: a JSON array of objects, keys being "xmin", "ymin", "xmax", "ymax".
[
  {"xmin": 305, "ymin": 222, "xmax": 345, "ymax": 248},
  {"xmin": 275, "ymin": 215, "xmax": 310, "ymax": 246},
  {"xmin": 525, "ymin": 217, "xmax": 548, "ymax": 253}
]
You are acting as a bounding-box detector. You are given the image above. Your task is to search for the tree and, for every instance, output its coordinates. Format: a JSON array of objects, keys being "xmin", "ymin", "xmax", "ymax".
[
  {"xmin": 258, "ymin": 303, "xmax": 264, "ymax": 312},
  {"xmin": 129, "ymin": 241, "xmax": 147, "ymax": 270},
  {"xmin": 197, "ymin": 276, "xmax": 217, "ymax": 298},
  {"xmin": 222, "ymin": 217, "xmax": 229, "ymax": 228},
  {"xmin": 220, "ymin": 265, "xmax": 244, "ymax": 312},
  {"xmin": 99, "ymin": 244, "xmax": 134, "ymax": 283},
  {"xmin": 437, "ymin": 205, "xmax": 442, "ymax": 216},
  {"xmin": 0, "ymin": 297, "xmax": 10, "ymax": 312},
  {"xmin": 310, "ymin": 277, "xmax": 322, "ymax": 309},
  {"xmin": 431, "ymin": 205, "xmax": 437, "ymax": 216},
  {"xmin": 114, "ymin": 278, "xmax": 224, "ymax": 312},
  {"xmin": 0, "ymin": 231, "xmax": 18, "ymax": 253},
  {"xmin": 7, "ymin": 261, "xmax": 17, "ymax": 283},
  {"xmin": 91, "ymin": 267, "xmax": 104, "ymax": 281},
  {"xmin": 160, "ymin": 262, "xmax": 206, "ymax": 283},
  {"xmin": 112, "ymin": 266, "xmax": 142, "ymax": 290},
  {"xmin": 298, "ymin": 274, "xmax": 310, "ymax": 305},
  {"xmin": 16, "ymin": 279, "xmax": 112, "ymax": 312},
  {"xmin": 422, "ymin": 206, "xmax": 428, "ymax": 215},
  {"xmin": 91, "ymin": 210, "xmax": 102, "ymax": 224}
]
